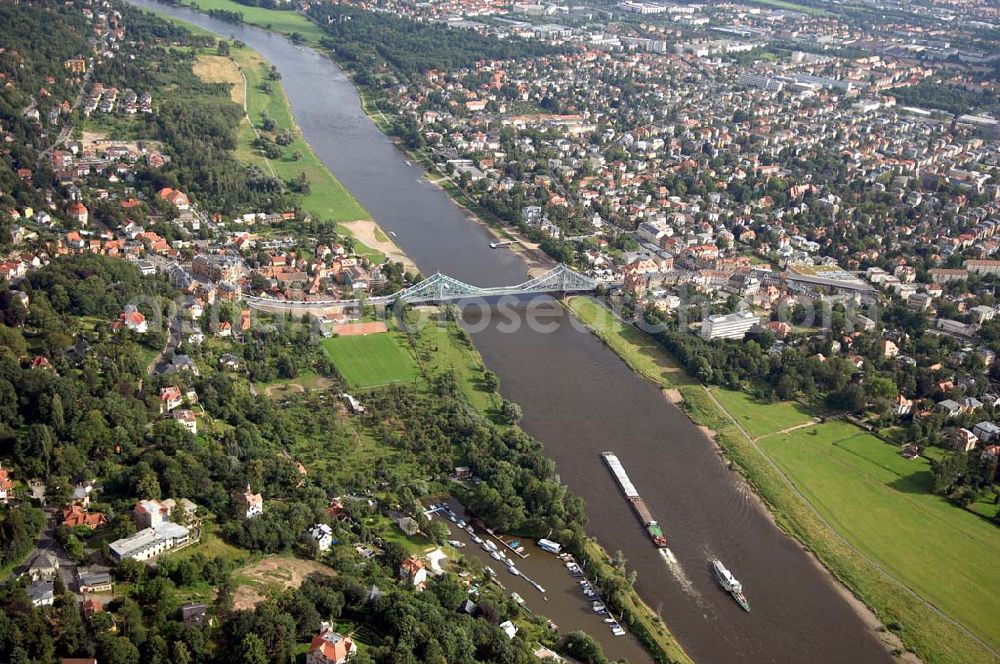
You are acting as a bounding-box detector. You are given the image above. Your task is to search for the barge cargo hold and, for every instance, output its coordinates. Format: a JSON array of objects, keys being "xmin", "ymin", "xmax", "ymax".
[{"xmin": 601, "ymin": 452, "xmax": 668, "ymax": 548}]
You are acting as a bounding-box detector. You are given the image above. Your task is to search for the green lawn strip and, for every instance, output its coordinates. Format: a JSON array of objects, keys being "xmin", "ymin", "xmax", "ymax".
[
  {"xmin": 364, "ymin": 514, "xmax": 433, "ymax": 556},
  {"xmin": 582, "ymin": 540, "xmax": 694, "ymax": 664},
  {"xmin": 565, "ymin": 296, "xmax": 694, "ymax": 389},
  {"xmin": 709, "ymin": 388, "xmax": 815, "ymax": 439},
  {"xmin": 320, "ymin": 332, "xmax": 420, "ymax": 389},
  {"xmin": 745, "ymin": 0, "xmax": 831, "ymax": 15},
  {"xmin": 287, "ymin": 415, "xmax": 414, "ymax": 488},
  {"xmin": 760, "ymin": 425, "xmax": 1000, "ymax": 651},
  {"xmin": 232, "ymin": 45, "xmax": 369, "ymax": 225},
  {"xmin": 680, "ymin": 384, "xmax": 997, "ymax": 664},
  {"xmin": 182, "ymin": 0, "xmax": 327, "ymax": 43},
  {"xmin": 168, "ymin": 524, "xmax": 250, "ymax": 566},
  {"xmin": 255, "ymin": 371, "xmax": 332, "ymax": 392}
]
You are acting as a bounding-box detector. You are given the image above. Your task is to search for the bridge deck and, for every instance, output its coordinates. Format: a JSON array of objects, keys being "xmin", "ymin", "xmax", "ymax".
[{"xmin": 245, "ymin": 264, "xmax": 599, "ymax": 310}]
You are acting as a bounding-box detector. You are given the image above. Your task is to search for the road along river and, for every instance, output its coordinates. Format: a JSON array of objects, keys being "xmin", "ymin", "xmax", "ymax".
[{"xmin": 127, "ymin": 2, "xmax": 896, "ymax": 662}]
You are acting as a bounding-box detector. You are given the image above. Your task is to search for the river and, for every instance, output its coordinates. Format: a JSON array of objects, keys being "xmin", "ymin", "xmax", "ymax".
[{"xmin": 127, "ymin": 2, "xmax": 894, "ymax": 662}]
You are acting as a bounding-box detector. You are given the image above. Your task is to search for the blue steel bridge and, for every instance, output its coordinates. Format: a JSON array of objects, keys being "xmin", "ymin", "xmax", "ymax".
[{"xmin": 244, "ymin": 264, "xmax": 600, "ymax": 311}]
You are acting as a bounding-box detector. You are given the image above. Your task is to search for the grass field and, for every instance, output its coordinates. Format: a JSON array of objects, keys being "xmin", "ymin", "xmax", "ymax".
[
  {"xmin": 182, "ymin": 0, "xmax": 327, "ymax": 43},
  {"xmin": 410, "ymin": 311, "xmax": 497, "ymax": 415},
  {"xmin": 709, "ymin": 388, "xmax": 815, "ymax": 439},
  {"xmin": 173, "ymin": 19, "xmax": 378, "ymax": 249},
  {"xmin": 321, "ymin": 332, "xmax": 419, "ymax": 388},
  {"xmin": 680, "ymin": 386, "xmax": 997, "ymax": 664},
  {"xmin": 192, "ymin": 53, "xmax": 243, "ymax": 102},
  {"xmin": 566, "ymin": 296, "xmax": 999, "ymax": 663},
  {"xmin": 759, "ymin": 421, "xmax": 1000, "ymax": 652},
  {"xmin": 226, "ymin": 47, "xmax": 370, "ymax": 226},
  {"xmin": 566, "ymin": 296, "xmax": 694, "ymax": 389},
  {"xmin": 746, "ymin": 0, "xmax": 831, "ymax": 16}
]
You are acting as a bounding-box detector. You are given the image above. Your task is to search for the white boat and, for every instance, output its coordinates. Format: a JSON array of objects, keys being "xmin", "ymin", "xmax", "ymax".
[
  {"xmin": 485, "ymin": 566, "xmax": 496, "ymax": 576},
  {"xmin": 538, "ymin": 538, "xmax": 562, "ymax": 554},
  {"xmin": 592, "ymin": 602, "xmax": 606, "ymax": 613},
  {"xmin": 472, "ymin": 535, "xmax": 483, "ymax": 544},
  {"xmin": 507, "ymin": 564, "xmax": 520, "ymax": 576},
  {"xmin": 712, "ymin": 559, "xmax": 750, "ymax": 612},
  {"xmin": 448, "ymin": 540, "xmax": 466, "ymax": 548}
]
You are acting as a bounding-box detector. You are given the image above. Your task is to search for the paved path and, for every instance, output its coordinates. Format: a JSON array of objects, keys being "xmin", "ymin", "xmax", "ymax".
[
  {"xmin": 5, "ymin": 508, "xmax": 78, "ymax": 594},
  {"xmin": 234, "ymin": 61, "xmax": 277, "ymax": 179}
]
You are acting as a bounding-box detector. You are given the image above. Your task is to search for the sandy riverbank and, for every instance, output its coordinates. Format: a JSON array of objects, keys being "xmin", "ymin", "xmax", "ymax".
[{"xmin": 341, "ymin": 219, "xmax": 418, "ymax": 274}]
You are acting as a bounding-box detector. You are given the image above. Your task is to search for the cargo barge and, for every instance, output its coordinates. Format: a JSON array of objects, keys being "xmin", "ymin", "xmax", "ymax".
[{"xmin": 601, "ymin": 452, "xmax": 668, "ymax": 548}]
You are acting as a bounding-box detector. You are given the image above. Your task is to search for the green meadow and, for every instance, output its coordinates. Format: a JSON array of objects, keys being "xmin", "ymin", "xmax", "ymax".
[
  {"xmin": 185, "ymin": 0, "xmax": 327, "ymax": 42},
  {"xmin": 760, "ymin": 420, "xmax": 1000, "ymax": 652},
  {"xmin": 709, "ymin": 388, "xmax": 815, "ymax": 439}
]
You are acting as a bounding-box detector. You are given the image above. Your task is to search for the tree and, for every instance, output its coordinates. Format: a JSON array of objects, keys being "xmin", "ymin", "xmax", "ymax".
[
  {"xmin": 430, "ymin": 573, "xmax": 465, "ymax": 611},
  {"xmin": 241, "ymin": 633, "xmax": 268, "ymax": 664},
  {"xmin": 932, "ymin": 452, "xmax": 968, "ymax": 495},
  {"xmin": 560, "ymin": 631, "xmax": 608, "ymax": 664},
  {"xmin": 16, "ymin": 423, "xmax": 55, "ymax": 476},
  {"xmin": 98, "ymin": 634, "xmax": 140, "ymax": 664},
  {"xmin": 501, "ymin": 400, "xmax": 522, "ymax": 425},
  {"xmin": 826, "ymin": 383, "xmax": 866, "ymax": 414},
  {"xmin": 426, "ymin": 519, "xmax": 449, "ymax": 546},
  {"xmin": 172, "ymin": 640, "xmax": 192, "ymax": 664},
  {"xmin": 482, "ymin": 369, "xmax": 499, "ymax": 392},
  {"xmin": 57, "ymin": 601, "xmax": 88, "ymax": 656}
]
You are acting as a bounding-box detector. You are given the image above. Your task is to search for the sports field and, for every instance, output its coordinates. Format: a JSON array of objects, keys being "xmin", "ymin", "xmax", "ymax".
[
  {"xmin": 759, "ymin": 420, "xmax": 1000, "ymax": 651},
  {"xmin": 321, "ymin": 333, "xmax": 419, "ymax": 388}
]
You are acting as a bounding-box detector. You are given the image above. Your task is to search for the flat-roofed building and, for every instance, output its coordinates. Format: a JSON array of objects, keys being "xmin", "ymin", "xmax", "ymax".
[
  {"xmin": 700, "ymin": 311, "xmax": 760, "ymax": 341},
  {"xmin": 109, "ymin": 521, "xmax": 191, "ymax": 562}
]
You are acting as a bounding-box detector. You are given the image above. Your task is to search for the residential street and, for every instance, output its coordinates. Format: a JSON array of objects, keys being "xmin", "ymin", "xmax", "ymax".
[{"xmin": 8, "ymin": 507, "xmax": 79, "ymax": 595}]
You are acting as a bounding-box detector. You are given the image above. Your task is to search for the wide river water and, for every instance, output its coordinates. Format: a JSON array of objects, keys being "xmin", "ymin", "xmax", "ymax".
[{"xmin": 127, "ymin": 2, "xmax": 894, "ymax": 662}]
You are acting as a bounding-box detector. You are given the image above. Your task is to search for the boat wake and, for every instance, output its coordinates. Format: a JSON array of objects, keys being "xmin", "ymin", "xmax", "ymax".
[{"xmin": 659, "ymin": 548, "xmax": 701, "ymax": 601}]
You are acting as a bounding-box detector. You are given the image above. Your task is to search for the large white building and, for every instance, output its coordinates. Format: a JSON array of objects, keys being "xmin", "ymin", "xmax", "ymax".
[
  {"xmin": 700, "ymin": 312, "xmax": 760, "ymax": 341},
  {"xmin": 738, "ymin": 72, "xmax": 785, "ymax": 92},
  {"xmin": 109, "ymin": 521, "xmax": 191, "ymax": 562}
]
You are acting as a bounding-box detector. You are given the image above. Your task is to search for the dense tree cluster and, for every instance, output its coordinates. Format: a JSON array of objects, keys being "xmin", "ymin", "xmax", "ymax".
[
  {"xmin": 364, "ymin": 375, "xmax": 589, "ymax": 547},
  {"xmin": 887, "ymin": 80, "xmax": 998, "ymax": 116},
  {"xmin": 932, "ymin": 450, "xmax": 1000, "ymax": 518},
  {"xmin": 25, "ymin": 254, "xmax": 173, "ymax": 320},
  {"xmin": 312, "ymin": 6, "xmax": 561, "ymax": 77}
]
